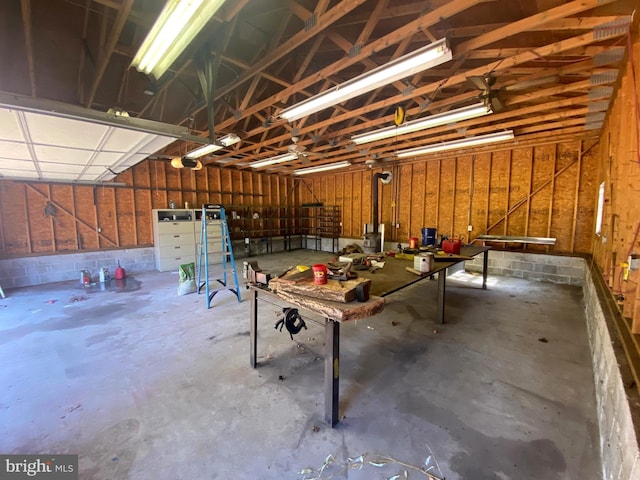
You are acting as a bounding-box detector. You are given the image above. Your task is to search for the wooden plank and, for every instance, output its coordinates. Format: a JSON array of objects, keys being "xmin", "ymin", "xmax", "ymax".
[
  {"xmin": 270, "ymin": 276, "xmax": 371, "ymax": 303},
  {"xmin": 274, "ymin": 288, "xmax": 385, "ymax": 323}
]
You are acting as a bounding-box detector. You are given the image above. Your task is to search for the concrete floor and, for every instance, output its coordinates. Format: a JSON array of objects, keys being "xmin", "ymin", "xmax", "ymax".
[{"xmin": 0, "ymin": 250, "xmax": 600, "ymax": 479}]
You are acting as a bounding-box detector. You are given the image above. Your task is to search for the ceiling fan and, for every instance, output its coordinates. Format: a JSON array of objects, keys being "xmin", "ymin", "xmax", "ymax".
[
  {"xmin": 466, "ymin": 72, "xmax": 505, "ymax": 112},
  {"xmin": 285, "ymin": 133, "xmax": 324, "ymax": 164}
]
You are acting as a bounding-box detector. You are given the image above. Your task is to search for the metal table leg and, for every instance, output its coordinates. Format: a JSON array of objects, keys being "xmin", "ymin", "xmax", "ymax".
[
  {"xmin": 250, "ymin": 288, "xmax": 258, "ymax": 368},
  {"xmin": 482, "ymin": 249, "xmax": 489, "ymax": 290},
  {"xmin": 437, "ymin": 269, "xmax": 447, "ymax": 324},
  {"xmin": 324, "ymin": 319, "xmax": 340, "ymax": 427}
]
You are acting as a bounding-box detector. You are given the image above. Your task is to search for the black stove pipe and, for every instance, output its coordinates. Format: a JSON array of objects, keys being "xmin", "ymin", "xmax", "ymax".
[{"xmin": 372, "ymin": 172, "xmax": 390, "ymax": 233}]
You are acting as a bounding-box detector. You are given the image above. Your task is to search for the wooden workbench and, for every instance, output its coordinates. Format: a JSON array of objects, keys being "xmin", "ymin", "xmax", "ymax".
[{"xmin": 248, "ymin": 284, "xmax": 385, "ymax": 427}]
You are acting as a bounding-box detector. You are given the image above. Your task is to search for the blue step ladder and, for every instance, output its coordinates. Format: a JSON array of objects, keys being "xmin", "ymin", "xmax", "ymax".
[{"xmin": 197, "ymin": 204, "xmax": 241, "ymax": 308}]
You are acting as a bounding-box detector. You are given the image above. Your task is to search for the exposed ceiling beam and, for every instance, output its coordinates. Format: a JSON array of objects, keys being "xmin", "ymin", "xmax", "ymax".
[
  {"xmin": 20, "ymin": 0, "xmax": 36, "ymax": 97},
  {"xmin": 86, "ymin": 0, "xmax": 134, "ymax": 108}
]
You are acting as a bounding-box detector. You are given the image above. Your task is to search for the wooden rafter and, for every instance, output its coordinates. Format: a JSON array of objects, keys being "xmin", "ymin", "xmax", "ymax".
[
  {"xmin": 86, "ymin": 0, "xmax": 134, "ymax": 107},
  {"xmin": 20, "ymin": 0, "xmax": 36, "ymax": 97}
]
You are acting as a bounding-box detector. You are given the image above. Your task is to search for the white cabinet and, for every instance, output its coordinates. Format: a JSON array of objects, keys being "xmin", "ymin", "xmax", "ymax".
[{"xmin": 152, "ymin": 209, "xmax": 196, "ymax": 272}]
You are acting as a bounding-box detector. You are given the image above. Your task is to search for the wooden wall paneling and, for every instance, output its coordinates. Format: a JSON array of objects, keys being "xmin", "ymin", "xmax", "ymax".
[
  {"xmin": 570, "ymin": 142, "xmax": 583, "ymax": 253},
  {"xmin": 574, "ymin": 142, "xmax": 599, "ymax": 254},
  {"xmin": 135, "ymin": 187, "xmax": 152, "ymax": 245},
  {"xmin": 0, "ymin": 182, "xmax": 30, "ymax": 255},
  {"xmin": 335, "ymin": 174, "xmax": 344, "ymax": 237},
  {"xmin": 192, "ymin": 167, "xmax": 203, "ymax": 208},
  {"xmin": 485, "ymin": 150, "xmax": 509, "ymax": 235},
  {"xmin": 527, "ymin": 144, "xmax": 554, "ymax": 252},
  {"xmin": 353, "ymin": 171, "xmax": 363, "ymax": 235},
  {"xmin": 231, "ymin": 170, "xmax": 242, "ymax": 205},
  {"xmin": 73, "ymin": 186, "xmax": 96, "ymax": 250},
  {"xmin": 397, "ymin": 164, "xmax": 413, "ymax": 241},
  {"xmin": 151, "ymin": 161, "xmax": 168, "ymax": 209},
  {"xmin": 51, "ymin": 185, "xmax": 79, "ymax": 251},
  {"xmin": 504, "ymin": 151, "xmax": 512, "ymax": 235},
  {"xmin": 508, "ymin": 148, "xmax": 531, "ymax": 236},
  {"xmin": 47, "ymin": 185, "xmax": 56, "ymax": 249},
  {"xmin": 410, "ymin": 163, "xmax": 425, "ymax": 238},
  {"xmin": 344, "ymin": 174, "xmax": 353, "ymax": 237},
  {"xmin": 221, "ymin": 169, "xmax": 233, "ymax": 207},
  {"xmin": 241, "ymin": 170, "xmax": 252, "ymax": 206},
  {"xmin": 26, "ymin": 184, "xmax": 53, "ymax": 253},
  {"xmin": 95, "ymin": 185, "xmax": 118, "ymax": 248},
  {"xmin": 131, "ymin": 162, "xmax": 152, "ymax": 246},
  {"xmin": 208, "ymin": 168, "xmax": 220, "ymax": 206},
  {"xmin": 450, "ymin": 158, "xmax": 457, "ymax": 237},
  {"xmin": 361, "ymin": 169, "xmax": 371, "ymax": 234},
  {"xmin": 166, "ymin": 163, "xmax": 181, "ymax": 207},
  {"xmin": 551, "ymin": 142, "xmax": 580, "ymax": 253},
  {"xmin": 424, "ymin": 160, "xmax": 439, "ymax": 230},
  {"xmin": 438, "ymin": 159, "xmax": 454, "ymax": 238},
  {"xmin": 115, "ymin": 185, "xmax": 136, "ymax": 246},
  {"xmin": 545, "ymin": 146, "xmax": 558, "ymax": 253},
  {"xmin": 453, "ymin": 156, "xmax": 472, "ymax": 240},
  {"xmin": 472, "ymin": 153, "xmax": 491, "ymax": 242},
  {"xmin": 22, "ymin": 184, "xmax": 33, "ymax": 254}
]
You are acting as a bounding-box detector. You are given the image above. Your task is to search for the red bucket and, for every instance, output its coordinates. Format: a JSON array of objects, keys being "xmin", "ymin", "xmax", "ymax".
[
  {"xmin": 312, "ymin": 264, "xmax": 328, "ymax": 285},
  {"xmin": 409, "ymin": 237, "xmax": 419, "ymax": 249}
]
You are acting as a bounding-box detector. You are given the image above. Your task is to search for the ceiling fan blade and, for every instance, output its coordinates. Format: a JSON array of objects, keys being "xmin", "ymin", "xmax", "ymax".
[
  {"xmin": 490, "ymin": 95, "xmax": 505, "ymax": 112},
  {"xmin": 467, "ymin": 75, "xmax": 490, "ymax": 90}
]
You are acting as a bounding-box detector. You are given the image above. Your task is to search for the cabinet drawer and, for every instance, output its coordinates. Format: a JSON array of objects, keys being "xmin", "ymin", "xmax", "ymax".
[
  {"xmin": 156, "ymin": 221, "xmax": 195, "ymax": 235},
  {"xmin": 197, "ymin": 240, "xmax": 223, "ymax": 251},
  {"xmin": 158, "ymin": 244, "xmax": 194, "ymax": 258},
  {"xmin": 157, "ymin": 232, "xmax": 193, "ymax": 247},
  {"xmin": 156, "ymin": 256, "xmax": 195, "ymax": 272}
]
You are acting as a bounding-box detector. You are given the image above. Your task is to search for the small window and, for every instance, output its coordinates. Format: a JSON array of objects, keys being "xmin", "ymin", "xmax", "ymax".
[{"xmin": 595, "ymin": 182, "xmax": 605, "ymax": 235}]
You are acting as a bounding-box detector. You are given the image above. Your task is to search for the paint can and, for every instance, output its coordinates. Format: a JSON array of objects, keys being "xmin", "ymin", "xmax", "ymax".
[
  {"xmin": 312, "ymin": 264, "xmax": 328, "ymax": 285},
  {"xmin": 414, "ymin": 253, "xmax": 434, "ymax": 273},
  {"xmin": 421, "ymin": 227, "xmax": 437, "ymax": 246}
]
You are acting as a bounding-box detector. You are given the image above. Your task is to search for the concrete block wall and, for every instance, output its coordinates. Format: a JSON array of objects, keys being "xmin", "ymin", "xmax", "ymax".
[
  {"xmin": 583, "ymin": 268, "xmax": 640, "ymax": 480},
  {"xmin": 464, "ymin": 250, "xmax": 585, "ymax": 285},
  {"xmin": 0, "ymin": 247, "xmax": 155, "ymax": 289}
]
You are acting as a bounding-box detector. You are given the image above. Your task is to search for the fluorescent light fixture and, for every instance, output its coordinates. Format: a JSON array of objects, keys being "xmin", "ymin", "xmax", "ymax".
[
  {"xmin": 185, "ymin": 133, "xmax": 240, "ymax": 159},
  {"xmin": 250, "ymin": 153, "xmax": 297, "ymax": 168},
  {"xmin": 293, "ymin": 161, "xmax": 351, "ymax": 175},
  {"xmin": 352, "ymin": 102, "xmax": 491, "ymax": 145},
  {"xmin": 279, "ymin": 38, "xmax": 452, "ymax": 122},
  {"xmin": 396, "ymin": 130, "xmax": 515, "ymax": 158},
  {"xmin": 131, "ymin": 0, "xmax": 226, "ymax": 79}
]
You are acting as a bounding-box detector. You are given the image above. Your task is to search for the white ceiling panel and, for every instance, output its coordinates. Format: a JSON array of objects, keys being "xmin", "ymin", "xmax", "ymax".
[
  {"xmin": 25, "ymin": 112, "xmax": 110, "ymax": 150},
  {"xmin": 39, "ymin": 162, "xmax": 87, "ymax": 174},
  {"xmin": 0, "ymin": 95, "xmax": 206, "ymax": 183},
  {"xmin": 33, "ymin": 145, "xmax": 94, "ymax": 164},
  {"xmin": 0, "ymin": 140, "xmax": 31, "ymax": 159}
]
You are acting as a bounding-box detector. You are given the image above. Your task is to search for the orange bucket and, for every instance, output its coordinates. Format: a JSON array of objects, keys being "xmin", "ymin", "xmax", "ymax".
[
  {"xmin": 409, "ymin": 237, "xmax": 419, "ymax": 249},
  {"xmin": 312, "ymin": 264, "xmax": 328, "ymax": 285}
]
